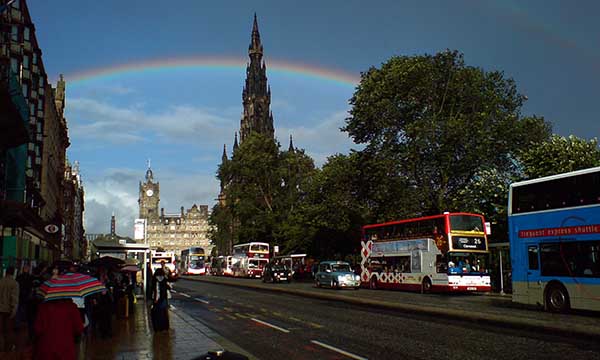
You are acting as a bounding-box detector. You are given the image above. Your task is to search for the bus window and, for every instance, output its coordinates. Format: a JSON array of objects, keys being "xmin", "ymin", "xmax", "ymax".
[
  {"xmin": 540, "ymin": 241, "xmax": 600, "ymax": 278},
  {"xmin": 449, "ymin": 215, "xmax": 483, "ymax": 232},
  {"xmin": 528, "ymin": 245, "xmax": 539, "ymax": 270},
  {"xmin": 436, "ymin": 255, "xmax": 447, "ymax": 273}
]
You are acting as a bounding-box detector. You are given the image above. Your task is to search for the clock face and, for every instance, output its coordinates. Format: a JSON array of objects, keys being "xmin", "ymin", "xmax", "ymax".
[{"xmin": 146, "ymin": 189, "xmax": 154, "ymax": 197}]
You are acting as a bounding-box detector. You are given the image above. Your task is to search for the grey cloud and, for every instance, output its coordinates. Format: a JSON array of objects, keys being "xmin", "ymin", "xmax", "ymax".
[{"xmin": 66, "ymin": 98, "xmax": 237, "ymax": 146}]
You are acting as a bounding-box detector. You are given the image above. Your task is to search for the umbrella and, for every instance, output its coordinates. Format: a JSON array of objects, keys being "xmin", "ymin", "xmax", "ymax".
[
  {"xmin": 38, "ymin": 273, "xmax": 106, "ymax": 301},
  {"xmin": 90, "ymin": 256, "xmax": 125, "ymax": 268}
]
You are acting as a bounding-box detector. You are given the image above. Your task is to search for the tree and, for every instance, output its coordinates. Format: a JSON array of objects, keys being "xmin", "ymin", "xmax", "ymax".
[
  {"xmin": 343, "ymin": 50, "xmax": 551, "ymax": 216},
  {"xmin": 212, "ymin": 133, "xmax": 317, "ymax": 253},
  {"xmin": 518, "ymin": 135, "xmax": 600, "ymax": 179}
]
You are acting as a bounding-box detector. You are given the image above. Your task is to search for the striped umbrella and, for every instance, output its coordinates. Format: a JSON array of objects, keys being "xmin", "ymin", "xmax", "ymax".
[{"xmin": 38, "ymin": 273, "xmax": 106, "ymax": 301}]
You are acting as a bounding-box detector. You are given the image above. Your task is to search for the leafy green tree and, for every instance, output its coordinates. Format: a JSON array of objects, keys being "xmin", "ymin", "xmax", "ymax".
[
  {"xmin": 274, "ymin": 147, "xmax": 317, "ymax": 253},
  {"xmin": 208, "ymin": 203, "xmax": 234, "ymax": 255},
  {"xmin": 212, "ymin": 133, "xmax": 317, "ymax": 253},
  {"xmin": 518, "ymin": 135, "xmax": 600, "ymax": 179},
  {"xmin": 344, "ymin": 50, "xmax": 551, "ymax": 216}
]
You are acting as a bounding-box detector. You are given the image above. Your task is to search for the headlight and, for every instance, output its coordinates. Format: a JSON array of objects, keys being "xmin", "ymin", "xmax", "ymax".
[
  {"xmin": 337, "ymin": 275, "xmax": 344, "ymax": 281},
  {"xmin": 355, "ymin": 275, "xmax": 360, "ymax": 281}
]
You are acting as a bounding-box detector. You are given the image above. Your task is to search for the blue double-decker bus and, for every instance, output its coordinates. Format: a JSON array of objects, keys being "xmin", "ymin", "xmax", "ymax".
[{"xmin": 508, "ymin": 166, "xmax": 600, "ymax": 312}]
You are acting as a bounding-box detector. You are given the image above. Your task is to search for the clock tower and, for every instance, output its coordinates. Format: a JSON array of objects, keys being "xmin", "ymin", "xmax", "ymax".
[{"xmin": 139, "ymin": 162, "xmax": 159, "ymax": 219}]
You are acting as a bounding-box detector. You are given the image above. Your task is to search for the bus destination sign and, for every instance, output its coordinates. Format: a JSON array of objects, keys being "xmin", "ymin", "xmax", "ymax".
[
  {"xmin": 519, "ymin": 224, "xmax": 600, "ymax": 238},
  {"xmin": 451, "ymin": 236, "xmax": 486, "ymax": 251}
]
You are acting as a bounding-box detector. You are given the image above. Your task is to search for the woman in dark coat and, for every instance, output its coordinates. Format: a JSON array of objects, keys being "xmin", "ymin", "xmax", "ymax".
[{"xmin": 151, "ymin": 268, "xmax": 171, "ymax": 331}]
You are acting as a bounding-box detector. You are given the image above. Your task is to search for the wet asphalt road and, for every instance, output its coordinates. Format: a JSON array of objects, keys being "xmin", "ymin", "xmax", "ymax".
[{"xmin": 170, "ymin": 279, "xmax": 600, "ymax": 360}]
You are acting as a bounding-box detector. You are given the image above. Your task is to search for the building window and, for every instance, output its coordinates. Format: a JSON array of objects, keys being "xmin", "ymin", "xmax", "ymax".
[
  {"xmin": 11, "ymin": 26, "xmax": 18, "ymax": 41},
  {"xmin": 10, "ymin": 58, "xmax": 18, "ymax": 74},
  {"xmin": 22, "ymin": 83, "xmax": 28, "ymax": 97},
  {"xmin": 32, "ymin": 53, "xmax": 37, "ymax": 65},
  {"xmin": 170, "ymin": 225, "xmax": 175, "ymax": 231},
  {"xmin": 24, "ymin": 27, "xmax": 30, "ymax": 41},
  {"xmin": 13, "ymin": 0, "xmax": 20, "ymax": 10},
  {"xmin": 23, "ymin": 55, "xmax": 29, "ymax": 69}
]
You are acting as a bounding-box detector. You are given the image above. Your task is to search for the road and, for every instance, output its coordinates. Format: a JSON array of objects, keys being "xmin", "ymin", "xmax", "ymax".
[{"xmin": 170, "ymin": 279, "xmax": 600, "ymax": 360}]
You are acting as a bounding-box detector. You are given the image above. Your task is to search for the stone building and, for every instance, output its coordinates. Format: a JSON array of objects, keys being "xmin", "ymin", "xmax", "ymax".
[
  {"xmin": 138, "ymin": 165, "xmax": 211, "ymax": 255},
  {"xmin": 41, "ymin": 75, "xmax": 69, "ymax": 258},
  {"xmin": 0, "ymin": 0, "xmax": 72, "ymax": 266},
  {"xmin": 63, "ymin": 160, "xmax": 85, "ymax": 261}
]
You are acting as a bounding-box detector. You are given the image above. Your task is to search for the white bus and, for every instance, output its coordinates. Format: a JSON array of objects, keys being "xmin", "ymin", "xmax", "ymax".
[
  {"xmin": 150, "ymin": 250, "xmax": 176, "ymax": 275},
  {"xmin": 180, "ymin": 247, "xmax": 207, "ymax": 275},
  {"xmin": 231, "ymin": 242, "xmax": 270, "ymax": 278},
  {"xmin": 361, "ymin": 213, "xmax": 491, "ymax": 293}
]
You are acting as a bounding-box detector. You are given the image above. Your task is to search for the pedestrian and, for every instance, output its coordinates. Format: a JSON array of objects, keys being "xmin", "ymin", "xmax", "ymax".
[
  {"xmin": 93, "ymin": 276, "xmax": 113, "ymax": 338},
  {"xmin": 50, "ymin": 267, "xmax": 59, "ymax": 280},
  {"xmin": 145, "ymin": 262, "xmax": 153, "ymax": 302},
  {"xmin": 151, "ymin": 268, "xmax": 171, "ymax": 331},
  {"xmin": 16, "ymin": 264, "xmax": 34, "ymax": 338},
  {"xmin": 34, "ymin": 298, "xmax": 83, "ymax": 360},
  {"xmin": 0, "ymin": 266, "xmax": 19, "ymax": 352}
]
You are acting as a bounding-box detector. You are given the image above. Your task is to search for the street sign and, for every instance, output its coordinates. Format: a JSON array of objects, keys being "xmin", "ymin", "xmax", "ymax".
[
  {"xmin": 44, "ymin": 224, "xmax": 59, "ymax": 234},
  {"xmin": 274, "ymin": 245, "xmax": 279, "ymax": 253}
]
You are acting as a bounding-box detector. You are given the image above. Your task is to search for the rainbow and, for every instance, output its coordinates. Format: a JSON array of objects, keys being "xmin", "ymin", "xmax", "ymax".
[{"xmin": 62, "ymin": 56, "xmax": 361, "ymax": 87}]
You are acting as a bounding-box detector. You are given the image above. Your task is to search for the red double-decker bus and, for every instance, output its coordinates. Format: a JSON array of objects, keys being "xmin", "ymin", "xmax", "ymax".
[
  {"xmin": 361, "ymin": 212, "xmax": 491, "ymax": 293},
  {"xmin": 231, "ymin": 242, "xmax": 270, "ymax": 278}
]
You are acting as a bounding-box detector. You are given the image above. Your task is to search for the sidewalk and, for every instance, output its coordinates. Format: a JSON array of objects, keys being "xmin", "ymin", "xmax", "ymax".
[
  {"xmin": 0, "ymin": 298, "xmax": 247, "ymax": 360},
  {"xmin": 81, "ymin": 299, "xmax": 229, "ymax": 360}
]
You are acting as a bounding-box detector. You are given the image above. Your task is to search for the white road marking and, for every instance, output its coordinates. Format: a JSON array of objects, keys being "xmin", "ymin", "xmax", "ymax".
[
  {"xmin": 310, "ymin": 340, "xmax": 368, "ymax": 360},
  {"xmin": 194, "ymin": 297, "xmax": 210, "ymax": 304},
  {"xmin": 251, "ymin": 318, "xmax": 290, "ymax": 333},
  {"xmin": 180, "ymin": 293, "xmax": 191, "ymax": 298},
  {"xmin": 170, "ymin": 305, "xmax": 176, "ymax": 310}
]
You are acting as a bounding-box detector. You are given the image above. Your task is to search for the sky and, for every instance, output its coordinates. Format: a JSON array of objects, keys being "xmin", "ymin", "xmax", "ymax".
[{"xmin": 25, "ymin": 0, "xmax": 600, "ymax": 237}]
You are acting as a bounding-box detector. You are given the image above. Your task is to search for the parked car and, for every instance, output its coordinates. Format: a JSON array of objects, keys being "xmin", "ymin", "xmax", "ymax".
[
  {"xmin": 314, "ymin": 261, "xmax": 361, "ymax": 290},
  {"xmin": 262, "ymin": 263, "xmax": 292, "ymax": 283}
]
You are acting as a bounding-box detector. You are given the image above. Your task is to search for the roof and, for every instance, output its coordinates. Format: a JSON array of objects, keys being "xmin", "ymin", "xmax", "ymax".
[{"xmin": 510, "ymin": 166, "xmax": 600, "ymax": 188}]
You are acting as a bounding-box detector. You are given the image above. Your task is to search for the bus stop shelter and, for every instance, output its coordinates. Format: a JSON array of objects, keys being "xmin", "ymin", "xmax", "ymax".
[{"xmin": 92, "ymin": 242, "xmax": 151, "ymax": 299}]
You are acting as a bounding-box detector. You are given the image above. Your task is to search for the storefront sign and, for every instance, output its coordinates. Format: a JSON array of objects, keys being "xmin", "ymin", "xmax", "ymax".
[{"xmin": 44, "ymin": 224, "xmax": 60, "ymax": 234}]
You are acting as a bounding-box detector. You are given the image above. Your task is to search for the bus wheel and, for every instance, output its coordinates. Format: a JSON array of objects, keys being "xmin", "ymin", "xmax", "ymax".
[
  {"xmin": 421, "ymin": 277, "xmax": 432, "ymax": 294},
  {"xmin": 545, "ymin": 283, "xmax": 570, "ymax": 313},
  {"xmin": 370, "ymin": 277, "xmax": 378, "ymax": 290}
]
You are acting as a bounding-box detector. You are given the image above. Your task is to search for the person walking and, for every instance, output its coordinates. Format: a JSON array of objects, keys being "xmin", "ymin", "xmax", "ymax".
[
  {"xmin": 34, "ymin": 298, "xmax": 83, "ymax": 360},
  {"xmin": 16, "ymin": 264, "xmax": 34, "ymax": 337},
  {"xmin": 0, "ymin": 266, "xmax": 19, "ymax": 352},
  {"xmin": 151, "ymin": 268, "xmax": 171, "ymax": 331}
]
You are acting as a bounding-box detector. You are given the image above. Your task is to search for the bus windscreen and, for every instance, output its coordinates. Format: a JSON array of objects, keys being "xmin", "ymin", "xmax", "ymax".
[{"xmin": 450, "ymin": 215, "xmax": 484, "ymax": 232}]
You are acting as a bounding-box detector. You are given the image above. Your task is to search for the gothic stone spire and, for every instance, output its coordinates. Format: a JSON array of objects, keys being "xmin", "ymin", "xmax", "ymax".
[
  {"xmin": 288, "ymin": 134, "xmax": 294, "ymax": 152},
  {"xmin": 240, "ymin": 14, "xmax": 274, "ymax": 143}
]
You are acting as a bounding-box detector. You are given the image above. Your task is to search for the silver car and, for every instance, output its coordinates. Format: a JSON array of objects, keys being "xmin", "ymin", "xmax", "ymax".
[{"xmin": 314, "ymin": 261, "xmax": 361, "ymax": 290}]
